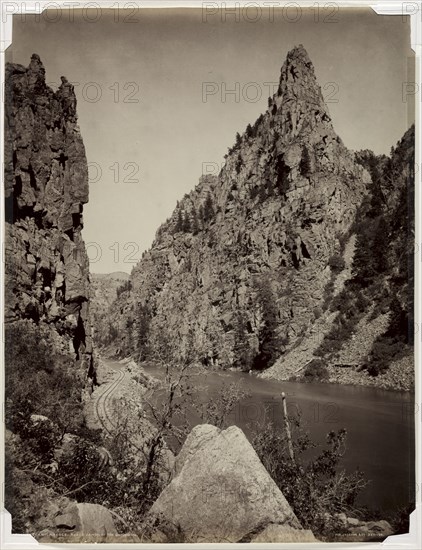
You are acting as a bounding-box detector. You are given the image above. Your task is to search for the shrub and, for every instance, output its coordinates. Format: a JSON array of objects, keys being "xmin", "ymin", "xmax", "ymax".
[
  {"xmin": 194, "ymin": 382, "xmax": 250, "ymax": 428},
  {"xmin": 249, "ymin": 186, "xmax": 259, "ymax": 200},
  {"xmin": 328, "ymin": 254, "xmax": 346, "ymax": 273},
  {"xmin": 202, "ymin": 193, "xmax": 215, "ymax": 223},
  {"xmin": 57, "ymin": 438, "xmax": 110, "ymax": 499},
  {"xmin": 276, "ymin": 155, "xmax": 290, "ymax": 195},
  {"xmin": 313, "ymin": 306, "xmax": 323, "ymax": 320},
  {"xmin": 299, "ymin": 146, "xmax": 311, "ymax": 177},
  {"xmin": 303, "ymin": 359, "xmax": 329, "ymax": 381},
  {"xmin": 365, "ymin": 339, "xmax": 403, "ymax": 376},
  {"xmin": 5, "ymin": 320, "xmax": 85, "ymax": 438},
  {"xmin": 252, "ymin": 419, "xmax": 367, "ymax": 538},
  {"xmin": 4, "ymin": 320, "xmax": 106, "ymax": 532},
  {"xmin": 117, "ymin": 279, "xmax": 132, "ymax": 298},
  {"xmin": 252, "ymin": 278, "xmax": 282, "ymax": 370}
]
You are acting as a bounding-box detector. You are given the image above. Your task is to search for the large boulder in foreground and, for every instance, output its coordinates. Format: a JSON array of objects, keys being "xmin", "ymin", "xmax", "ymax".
[{"xmin": 146, "ymin": 424, "xmax": 317, "ymax": 543}]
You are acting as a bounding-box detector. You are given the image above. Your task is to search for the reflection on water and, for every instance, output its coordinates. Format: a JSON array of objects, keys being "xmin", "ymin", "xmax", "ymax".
[{"xmin": 144, "ymin": 363, "xmax": 415, "ymax": 513}]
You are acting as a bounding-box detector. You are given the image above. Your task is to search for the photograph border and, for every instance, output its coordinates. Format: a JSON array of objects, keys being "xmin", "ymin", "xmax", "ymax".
[{"xmin": 1, "ymin": 1, "xmax": 420, "ymax": 548}]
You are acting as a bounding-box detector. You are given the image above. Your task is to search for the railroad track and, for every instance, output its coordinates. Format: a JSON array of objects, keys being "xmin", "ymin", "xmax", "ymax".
[
  {"xmin": 94, "ymin": 364, "xmax": 126, "ymax": 435},
  {"xmin": 93, "ymin": 361, "xmax": 148, "ymax": 455}
]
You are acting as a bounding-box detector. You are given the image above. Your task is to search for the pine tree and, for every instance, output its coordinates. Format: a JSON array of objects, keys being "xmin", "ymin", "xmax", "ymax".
[
  {"xmin": 235, "ymin": 132, "xmax": 241, "ymax": 148},
  {"xmin": 175, "ymin": 209, "xmax": 183, "ymax": 233},
  {"xmin": 192, "ymin": 206, "xmax": 199, "ymax": 235},
  {"xmin": 373, "ymin": 217, "xmax": 389, "ymax": 273},
  {"xmin": 276, "ymin": 155, "xmax": 290, "ymax": 195},
  {"xmin": 203, "ymin": 193, "xmax": 215, "ymax": 223},
  {"xmin": 352, "ymin": 225, "xmax": 376, "ymax": 283},
  {"xmin": 198, "ymin": 204, "xmax": 205, "ymax": 226},
  {"xmin": 258, "ymin": 184, "xmax": 267, "ymax": 203},
  {"xmin": 137, "ymin": 303, "xmax": 151, "ymax": 361},
  {"xmin": 253, "ymin": 278, "xmax": 281, "ymax": 370},
  {"xmin": 182, "ymin": 212, "xmax": 191, "ymax": 233},
  {"xmin": 233, "ymin": 310, "xmax": 252, "ymax": 371},
  {"xmin": 299, "ymin": 146, "xmax": 311, "ymax": 177}
]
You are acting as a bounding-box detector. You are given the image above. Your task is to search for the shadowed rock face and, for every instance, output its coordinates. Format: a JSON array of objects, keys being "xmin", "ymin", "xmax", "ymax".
[
  {"xmin": 109, "ymin": 45, "xmax": 370, "ymax": 367},
  {"xmin": 4, "ymin": 54, "xmax": 94, "ymax": 385}
]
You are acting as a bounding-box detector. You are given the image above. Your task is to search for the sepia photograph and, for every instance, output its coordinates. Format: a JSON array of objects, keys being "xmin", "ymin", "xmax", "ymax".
[{"xmin": 1, "ymin": 2, "xmax": 418, "ymax": 545}]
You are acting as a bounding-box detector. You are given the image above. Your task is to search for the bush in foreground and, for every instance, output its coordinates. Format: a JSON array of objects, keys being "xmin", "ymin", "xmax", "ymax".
[{"xmin": 252, "ymin": 417, "xmax": 367, "ymax": 538}]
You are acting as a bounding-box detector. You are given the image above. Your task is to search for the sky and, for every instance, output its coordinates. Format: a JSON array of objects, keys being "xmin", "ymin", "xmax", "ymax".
[{"xmin": 6, "ymin": 7, "xmax": 413, "ymax": 273}]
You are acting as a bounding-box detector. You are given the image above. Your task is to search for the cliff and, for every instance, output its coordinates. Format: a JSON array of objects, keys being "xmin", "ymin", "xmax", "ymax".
[
  {"xmin": 90, "ymin": 272, "xmax": 130, "ymax": 347},
  {"xmin": 4, "ymin": 54, "xmax": 94, "ymax": 386},
  {"xmin": 105, "ymin": 45, "xmax": 371, "ymax": 369}
]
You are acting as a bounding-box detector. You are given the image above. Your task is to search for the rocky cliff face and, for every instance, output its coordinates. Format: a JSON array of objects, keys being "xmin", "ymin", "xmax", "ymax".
[
  {"xmin": 108, "ymin": 45, "xmax": 370, "ymax": 368},
  {"xmin": 90, "ymin": 272, "xmax": 130, "ymax": 347},
  {"xmin": 4, "ymin": 54, "xmax": 94, "ymax": 385}
]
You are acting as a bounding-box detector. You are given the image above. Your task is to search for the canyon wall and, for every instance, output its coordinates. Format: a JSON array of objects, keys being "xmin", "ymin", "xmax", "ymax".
[{"xmin": 4, "ymin": 54, "xmax": 95, "ymax": 387}]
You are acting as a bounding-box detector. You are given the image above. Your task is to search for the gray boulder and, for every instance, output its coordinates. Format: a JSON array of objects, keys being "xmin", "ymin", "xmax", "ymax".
[
  {"xmin": 147, "ymin": 424, "xmax": 314, "ymax": 543},
  {"xmin": 54, "ymin": 502, "xmax": 117, "ymax": 540}
]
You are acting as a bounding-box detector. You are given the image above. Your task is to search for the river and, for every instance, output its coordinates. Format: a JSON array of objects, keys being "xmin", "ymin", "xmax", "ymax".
[{"xmin": 142, "ymin": 362, "xmax": 415, "ymax": 514}]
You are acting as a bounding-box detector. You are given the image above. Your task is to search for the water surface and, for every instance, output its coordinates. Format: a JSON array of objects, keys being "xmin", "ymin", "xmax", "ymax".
[{"xmin": 144, "ymin": 363, "xmax": 415, "ymax": 513}]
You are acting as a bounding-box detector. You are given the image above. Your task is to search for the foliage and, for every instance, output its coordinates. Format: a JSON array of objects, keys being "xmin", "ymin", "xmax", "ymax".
[
  {"xmin": 276, "ymin": 154, "xmax": 290, "ymax": 195},
  {"xmin": 4, "ymin": 320, "xmax": 105, "ymax": 531},
  {"xmin": 191, "ymin": 206, "xmax": 200, "ymax": 235},
  {"xmin": 182, "ymin": 212, "xmax": 191, "ymax": 233},
  {"xmin": 232, "ymin": 311, "xmax": 253, "ymax": 371},
  {"xmin": 175, "ymin": 209, "xmax": 195, "ymax": 234},
  {"xmin": 4, "ymin": 446, "xmax": 53, "ymax": 534},
  {"xmin": 303, "ymin": 358, "xmax": 329, "ymax": 382},
  {"xmin": 56, "ymin": 438, "xmax": 108, "ymax": 499},
  {"xmin": 253, "ymin": 278, "xmax": 282, "ymax": 370},
  {"xmin": 116, "ymin": 279, "xmax": 132, "ymax": 298},
  {"xmin": 388, "ymin": 504, "xmax": 413, "ymax": 535},
  {"xmin": 5, "ymin": 320, "xmax": 199, "ymax": 535},
  {"xmin": 202, "ymin": 192, "xmax": 215, "ymax": 224},
  {"xmin": 316, "ymin": 126, "xmax": 414, "ymax": 373},
  {"xmin": 299, "ymin": 145, "xmax": 311, "ymax": 177},
  {"xmin": 137, "ymin": 303, "xmax": 151, "ymax": 361},
  {"xmin": 328, "ymin": 254, "xmax": 345, "ymax": 274},
  {"xmin": 194, "ymin": 382, "xmax": 250, "ymax": 428},
  {"xmin": 175, "ymin": 209, "xmax": 184, "ymax": 232},
  {"xmin": 258, "ymin": 184, "xmax": 267, "ymax": 203},
  {"xmin": 252, "ymin": 417, "xmax": 367, "ymax": 537},
  {"xmin": 5, "ymin": 320, "xmax": 85, "ymax": 438}
]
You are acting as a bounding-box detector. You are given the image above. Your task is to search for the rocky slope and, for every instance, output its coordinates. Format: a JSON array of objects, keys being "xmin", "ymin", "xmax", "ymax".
[
  {"xmin": 90, "ymin": 272, "xmax": 129, "ymax": 346},
  {"xmin": 4, "ymin": 54, "xmax": 95, "ymax": 385},
  {"xmin": 264, "ymin": 125, "xmax": 414, "ymax": 389},
  {"xmin": 107, "ymin": 45, "xmax": 372, "ymax": 368}
]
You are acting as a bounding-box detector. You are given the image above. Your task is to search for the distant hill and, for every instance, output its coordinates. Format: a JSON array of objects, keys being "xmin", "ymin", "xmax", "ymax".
[{"xmin": 92, "ymin": 271, "xmax": 130, "ymax": 281}]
